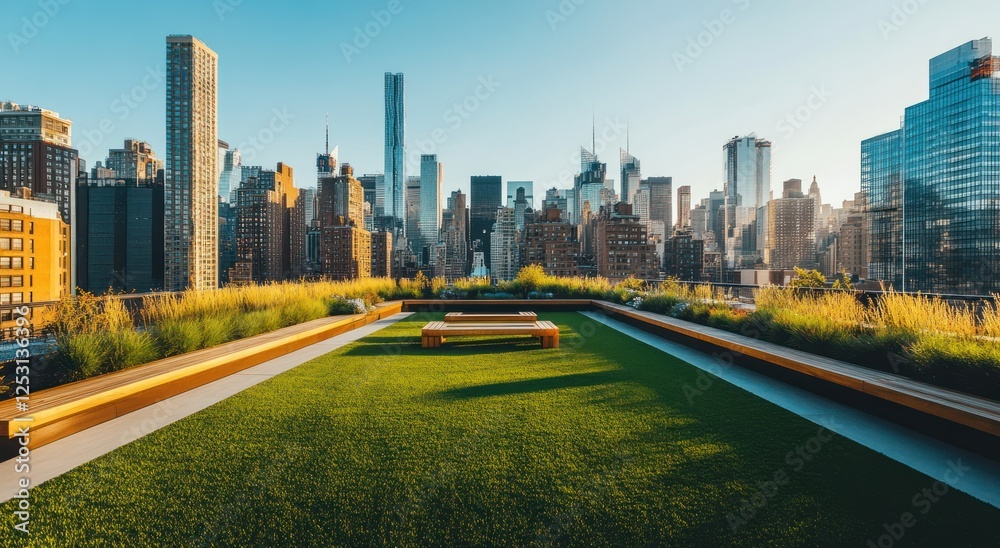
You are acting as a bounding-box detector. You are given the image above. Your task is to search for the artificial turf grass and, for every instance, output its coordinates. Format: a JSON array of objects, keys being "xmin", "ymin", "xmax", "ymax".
[{"xmin": 1, "ymin": 312, "xmax": 996, "ymax": 546}]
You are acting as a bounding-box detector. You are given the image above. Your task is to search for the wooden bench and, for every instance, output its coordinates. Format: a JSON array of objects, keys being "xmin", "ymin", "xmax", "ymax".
[
  {"xmin": 444, "ymin": 312, "xmax": 537, "ymax": 323},
  {"xmin": 422, "ymin": 321, "xmax": 559, "ymax": 349}
]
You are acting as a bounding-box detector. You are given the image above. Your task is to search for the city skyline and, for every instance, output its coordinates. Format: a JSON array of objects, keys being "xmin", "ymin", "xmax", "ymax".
[{"xmin": 5, "ymin": 1, "xmax": 1000, "ymax": 207}]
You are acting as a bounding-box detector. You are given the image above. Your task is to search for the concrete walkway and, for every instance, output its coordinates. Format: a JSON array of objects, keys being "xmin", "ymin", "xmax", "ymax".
[
  {"xmin": 0, "ymin": 313, "xmax": 411, "ymax": 503},
  {"xmin": 582, "ymin": 311, "xmax": 1000, "ymax": 509}
]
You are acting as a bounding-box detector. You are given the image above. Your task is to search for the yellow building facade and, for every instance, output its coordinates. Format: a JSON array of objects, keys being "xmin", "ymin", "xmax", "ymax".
[{"xmin": 0, "ymin": 189, "xmax": 70, "ymax": 335}]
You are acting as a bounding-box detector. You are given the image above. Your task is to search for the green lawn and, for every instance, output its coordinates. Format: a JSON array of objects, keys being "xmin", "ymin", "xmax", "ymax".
[{"xmin": 2, "ymin": 312, "xmax": 996, "ymax": 546}]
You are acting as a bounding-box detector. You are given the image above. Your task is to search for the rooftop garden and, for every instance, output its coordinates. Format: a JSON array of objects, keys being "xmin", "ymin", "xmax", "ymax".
[
  {"xmin": 3, "ymin": 266, "xmax": 999, "ymax": 401},
  {"xmin": 2, "ymin": 313, "xmax": 994, "ymax": 545}
]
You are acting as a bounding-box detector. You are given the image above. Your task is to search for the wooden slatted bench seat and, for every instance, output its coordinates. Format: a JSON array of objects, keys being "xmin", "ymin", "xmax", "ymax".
[
  {"xmin": 422, "ymin": 321, "xmax": 559, "ymax": 349},
  {"xmin": 444, "ymin": 312, "xmax": 537, "ymax": 323},
  {"xmin": 0, "ymin": 303, "xmax": 402, "ymax": 456}
]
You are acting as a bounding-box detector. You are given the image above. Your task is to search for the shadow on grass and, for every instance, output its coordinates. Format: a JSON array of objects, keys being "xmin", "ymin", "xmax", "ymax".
[
  {"xmin": 341, "ymin": 335, "xmax": 548, "ymax": 356},
  {"xmin": 436, "ymin": 370, "xmax": 621, "ymax": 400}
]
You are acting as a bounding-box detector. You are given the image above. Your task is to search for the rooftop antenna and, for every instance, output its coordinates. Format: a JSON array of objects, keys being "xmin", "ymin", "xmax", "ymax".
[
  {"xmin": 325, "ymin": 113, "xmax": 330, "ymax": 155},
  {"xmin": 592, "ymin": 108, "xmax": 596, "ymax": 155},
  {"xmin": 626, "ymin": 120, "xmax": 630, "ymax": 154}
]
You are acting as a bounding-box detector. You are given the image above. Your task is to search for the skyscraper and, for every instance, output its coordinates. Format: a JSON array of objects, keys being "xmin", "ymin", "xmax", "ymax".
[
  {"xmin": 165, "ymin": 35, "xmax": 219, "ymax": 291},
  {"xmin": 766, "ymin": 179, "xmax": 816, "ymax": 270},
  {"xmin": 302, "ymin": 187, "xmax": 318, "ymax": 227},
  {"xmin": 471, "ymin": 175, "xmax": 502, "ymax": 268},
  {"xmin": 384, "ymin": 73, "xmax": 405, "ymax": 231},
  {"xmin": 405, "ymin": 175, "xmax": 421, "ymax": 254},
  {"xmin": 0, "ymin": 101, "xmax": 77, "ymax": 225},
  {"xmin": 442, "ymin": 190, "xmax": 469, "ymax": 280},
  {"xmin": 319, "ymin": 164, "xmax": 371, "ymax": 280},
  {"xmin": 506, "ymin": 181, "xmax": 534, "ymax": 209},
  {"xmin": 490, "ymin": 207, "xmax": 519, "ymax": 283},
  {"xmin": 863, "ymin": 38, "xmax": 1000, "ymax": 294},
  {"xmin": 230, "ymin": 163, "xmax": 297, "ymax": 284},
  {"xmin": 575, "ymin": 147, "xmax": 608, "ymax": 226},
  {"xmin": 419, "ymin": 154, "xmax": 442, "ymax": 257},
  {"xmin": 646, "ymin": 177, "xmax": 673, "ymax": 240},
  {"xmin": 723, "ymin": 135, "xmax": 772, "ymax": 270},
  {"xmin": 676, "ymin": 185, "xmax": 691, "ymax": 230},
  {"xmin": 217, "ymin": 143, "xmax": 241, "ymax": 203},
  {"xmin": 620, "ymin": 148, "xmax": 641, "ymax": 205},
  {"xmin": 317, "ymin": 116, "xmax": 339, "ymax": 186}
]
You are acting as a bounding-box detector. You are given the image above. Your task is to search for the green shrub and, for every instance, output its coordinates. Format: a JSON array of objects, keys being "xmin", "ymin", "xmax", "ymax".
[
  {"xmin": 55, "ymin": 333, "xmax": 107, "ymax": 381},
  {"xmin": 199, "ymin": 317, "xmax": 234, "ymax": 348},
  {"xmin": 638, "ymin": 294, "xmax": 682, "ymax": 315},
  {"xmin": 281, "ymin": 300, "xmax": 328, "ymax": 327},
  {"xmin": 904, "ymin": 336, "xmax": 1000, "ymax": 400},
  {"xmin": 705, "ymin": 308, "xmax": 747, "ymax": 333},
  {"xmin": 153, "ymin": 320, "xmax": 204, "ymax": 357},
  {"xmin": 104, "ymin": 330, "xmax": 159, "ymax": 373},
  {"xmin": 328, "ymin": 297, "xmax": 367, "ymax": 316}
]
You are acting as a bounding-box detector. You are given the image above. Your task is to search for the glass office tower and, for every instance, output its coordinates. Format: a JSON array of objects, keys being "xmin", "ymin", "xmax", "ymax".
[
  {"xmin": 723, "ymin": 135, "xmax": 771, "ymax": 270},
  {"xmin": 419, "ymin": 154, "xmax": 443, "ymax": 259},
  {"xmin": 384, "ymin": 73, "xmax": 406, "ymax": 232},
  {"xmin": 863, "ymin": 38, "xmax": 1000, "ymax": 294},
  {"xmin": 470, "ymin": 175, "xmax": 502, "ymax": 268},
  {"xmin": 861, "ymin": 130, "xmax": 904, "ymax": 288}
]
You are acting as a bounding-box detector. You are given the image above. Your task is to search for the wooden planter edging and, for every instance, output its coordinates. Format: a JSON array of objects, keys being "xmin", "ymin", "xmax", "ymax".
[
  {"xmin": 590, "ymin": 300, "xmax": 1000, "ymax": 458},
  {"xmin": 0, "ymin": 302, "xmax": 402, "ymax": 457},
  {"xmin": 4, "ymin": 297, "xmax": 997, "ymax": 460}
]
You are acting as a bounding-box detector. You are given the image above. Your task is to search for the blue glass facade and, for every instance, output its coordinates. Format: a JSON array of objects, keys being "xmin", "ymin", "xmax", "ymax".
[
  {"xmin": 861, "ymin": 130, "xmax": 903, "ymax": 287},
  {"xmin": 384, "ymin": 73, "xmax": 406, "ymax": 232},
  {"xmin": 863, "ymin": 39, "xmax": 1000, "ymax": 294}
]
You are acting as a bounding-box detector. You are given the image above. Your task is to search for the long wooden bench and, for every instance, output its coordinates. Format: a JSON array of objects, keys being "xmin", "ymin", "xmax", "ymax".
[
  {"xmin": 422, "ymin": 321, "xmax": 559, "ymax": 349},
  {"xmin": 0, "ymin": 302, "xmax": 402, "ymax": 456},
  {"xmin": 444, "ymin": 312, "xmax": 537, "ymax": 323}
]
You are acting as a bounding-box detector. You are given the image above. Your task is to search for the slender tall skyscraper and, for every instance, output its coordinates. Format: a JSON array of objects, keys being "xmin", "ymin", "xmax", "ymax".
[
  {"xmin": 165, "ymin": 35, "xmax": 219, "ymax": 291},
  {"xmin": 420, "ymin": 154, "xmax": 443, "ymax": 257},
  {"xmin": 620, "ymin": 149, "xmax": 641, "ymax": 205},
  {"xmin": 384, "ymin": 73, "xmax": 405, "ymax": 231}
]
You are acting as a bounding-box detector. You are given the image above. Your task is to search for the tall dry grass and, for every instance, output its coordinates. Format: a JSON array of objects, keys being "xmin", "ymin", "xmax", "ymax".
[
  {"xmin": 755, "ymin": 286, "xmax": 864, "ymax": 327},
  {"xmin": 867, "ymin": 290, "xmax": 979, "ymax": 338},
  {"xmin": 42, "ymin": 278, "xmax": 407, "ymax": 386}
]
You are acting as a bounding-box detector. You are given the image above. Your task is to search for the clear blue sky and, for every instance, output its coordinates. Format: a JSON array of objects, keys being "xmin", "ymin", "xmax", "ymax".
[{"xmin": 4, "ymin": 0, "xmax": 999, "ymax": 206}]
